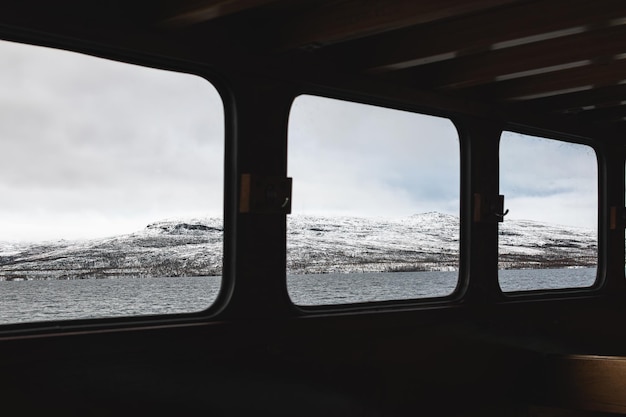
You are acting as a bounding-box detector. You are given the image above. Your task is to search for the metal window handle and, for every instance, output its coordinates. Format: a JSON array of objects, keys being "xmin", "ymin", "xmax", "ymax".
[
  {"xmin": 493, "ymin": 209, "xmax": 509, "ymax": 219},
  {"xmin": 474, "ymin": 193, "xmax": 507, "ymax": 223},
  {"xmin": 240, "ymin": 174, "xmax": 293, "ymax": 214}
]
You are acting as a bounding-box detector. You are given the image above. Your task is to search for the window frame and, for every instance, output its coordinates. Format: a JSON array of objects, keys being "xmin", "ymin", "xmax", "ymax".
[
  {"xmin": 496, "ymin": 124, "xmax": 606, "ymax": 299},
  {"xmin": 0, "ymin": 34, "xmax": 615, "ymax": 335},
  {"xmin": 0, "ymin": 35, "xmax": 235, "ymax": 334},
  {"xmin": 284, "ymin": 90, "xmax": 468, "ymax": 313}
]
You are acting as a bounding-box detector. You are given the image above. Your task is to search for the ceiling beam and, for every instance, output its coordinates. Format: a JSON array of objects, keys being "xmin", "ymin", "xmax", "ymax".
[
  {"xmin": 275, "ymin": 0, "xmax": 524, "ymax": 50},
  {"xmin": 576, "ymin": 104, "xmax": 626, "ymax": 124},
  {"xmin": 319, "ymin": 0, "xmax": 626, "ymax": 73},
  {"xmin": 390, "ymin": 24, "xmax": 626, "ymax": 90},
  {"xmin": 464, "ymin": 59, "xmax": 626, "ymax": 102},
  {"xmin": 159, "ymin": 0, "xmax": 281, "ymax": 28},
  {"xmin": 512, "ymin": 84, "xmax": 626, "ymax": 114}
]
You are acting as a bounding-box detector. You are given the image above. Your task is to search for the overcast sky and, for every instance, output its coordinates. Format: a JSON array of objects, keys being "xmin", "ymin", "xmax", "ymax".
[
  {"xmin": 0, "ymin": 40, "xmax": 223, "ymax": 242},
  {"xmin": 0, "ymin": 40, "xmax": 597, "ymax": 242},
  {"xmin": 289, "ymin": 95, "xmax": 598, "ymax": 230},
  {"xmin": 288, "ymin": 95, "xmax": 460, "ymax": 218},
  {"xmin": 500, "ymin": 131, "xmax": 597, "ymax": 230}
]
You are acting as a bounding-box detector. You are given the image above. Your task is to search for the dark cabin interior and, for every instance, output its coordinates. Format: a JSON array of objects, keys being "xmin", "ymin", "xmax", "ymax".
[{"xmin": 1, "ymin": 1, "xmax": 626, "ymax": 416}]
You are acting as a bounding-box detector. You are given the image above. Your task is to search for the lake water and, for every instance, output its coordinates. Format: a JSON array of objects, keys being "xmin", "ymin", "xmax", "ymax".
[{"xmin": 0, "ymin": 268, "xmax": 597, "ymax": 325}]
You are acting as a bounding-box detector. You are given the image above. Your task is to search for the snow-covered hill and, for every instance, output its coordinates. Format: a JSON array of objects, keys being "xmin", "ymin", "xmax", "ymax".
[
  {"xmin": 0, "ymin": 213, "xmax": 597, "ymax": 280},
  {"xmin": 498, "ymin": 218, "xmax": 597, "ymax": 269},
  {"xmin": 287, "ymin": 212, "xmax": 597, "ymax": 273},
  {"xmin": 287, "ymin": 212, "xmax": 459, "ymax": 273},
  {"xmin": 0, "ymin": 218, "xmax": 223, "ymax": 280}
]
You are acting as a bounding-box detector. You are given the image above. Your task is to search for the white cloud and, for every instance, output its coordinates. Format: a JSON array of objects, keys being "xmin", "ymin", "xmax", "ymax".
[
  {"xmin": 0, "ymin": 40, "xmax": 224, "ymax": 241},
  {"xmin": 0, "ymin": 42, "xmax": 600, "ymax": 241},
  {"xmin": 288, "ymin": 97, "xmax": 599, "ymax": 231},
  {"xmin": 288, "ymin": 95, "xmax": 461, "ymax": 217},
  {"xmin": 500, "ymin": 132, "xmax": 597, "ymax": 229}
]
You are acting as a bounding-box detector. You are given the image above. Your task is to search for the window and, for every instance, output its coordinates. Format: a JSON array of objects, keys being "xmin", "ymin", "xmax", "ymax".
[
  {"xmin": 0, "ymin": 40, "xmax": 224, "ymax": 324},
  {"xmin": 287, "ymin": 95, "xmax": 460, "ymax": 306},
  {"xmin": 498, "ymin": 131, "xmax": 597, "ymax": 292}
]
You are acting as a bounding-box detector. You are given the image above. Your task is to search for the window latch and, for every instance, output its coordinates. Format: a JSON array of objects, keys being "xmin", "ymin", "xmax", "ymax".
[
  {"xmin": 474, "ymin": 193, "xmax": 507, "ymax": 223},
  {"xmin": 239, "ymin": 174, "xmax": 292, "ymax": 214}
]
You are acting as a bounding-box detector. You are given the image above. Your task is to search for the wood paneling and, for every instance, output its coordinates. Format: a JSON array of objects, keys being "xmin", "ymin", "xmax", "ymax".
[
  {"xmin": 545, "ymin": 355, "xmax": 626, "ymax": 414},
  {"xmin": 320, "ymin": 0, "xmax": 626, "ymax": 73},
  {"xmin": 274, "ymin": 0, "xmax": 524, "ymax": 50},
  {"xmin": 159, "ymin": 0, "xmax": 282, "ymax": 27},
  {"xmin": 461, "ymin": 59, "xmax": 626, "ymax": 102},
  {"xmin": 390, "ymin": 25, "xmax": 626, "ymax": 90}
]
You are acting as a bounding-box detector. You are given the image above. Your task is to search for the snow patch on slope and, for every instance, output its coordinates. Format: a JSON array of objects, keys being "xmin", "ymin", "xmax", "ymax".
[{"xmin": 0, "ymin": 213, "xmax": 597, "ymax": 280}]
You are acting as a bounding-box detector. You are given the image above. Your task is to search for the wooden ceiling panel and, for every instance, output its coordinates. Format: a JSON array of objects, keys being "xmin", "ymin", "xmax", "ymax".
[
  {"xmin": 515, "ymin": 84, "xmax": 626, "ymax": 114},
  {"xmin": 386, "ymin": 24, "xmax": 626, "ymax": 90},
  {"xmin": 317, "ymin": 0, "xmax": 626, "ymax": 73},
  {"xmin": 274, "ymin": 0, "xmax": 524, "ymax": 50},
  {"xmin": 575, "ymin": 104, "xmax": 626, "ymax": 126},
  {"xmin": 159, "ymin": 0, "xmax": 283, "ymax": 28},
  {"xmin": 458, "ymin": 59, "xmax": 626, "ymax": 102},
  {"xmin": 1, "ymin": 0, "xmax": 625, "ymax": 134}
]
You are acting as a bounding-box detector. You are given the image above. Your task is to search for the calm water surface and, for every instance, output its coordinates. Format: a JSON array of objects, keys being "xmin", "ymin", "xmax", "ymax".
[
  {"xmin": 0, "ymin": 276, "xmax": 221, "ymax": 324},
  {"xmin": 289, "ymin": 267, "xmax": 596, "ymax": 305},
  {"xmin": 0, "ymin": 268, "xmax": 596, "ymax": 324}
]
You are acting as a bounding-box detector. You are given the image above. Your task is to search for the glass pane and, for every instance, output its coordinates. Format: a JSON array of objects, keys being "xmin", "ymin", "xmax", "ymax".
[
  {"xmin": 287, "ymin": 95, "xmax": 460, "ymax": 306},
  {"xmin": 0, "ymin": 40, "xmax": 224, "ymax": 324},
  {"xmin": 499, "ymin": 131, "xmax": 597, "ymax": 292}
]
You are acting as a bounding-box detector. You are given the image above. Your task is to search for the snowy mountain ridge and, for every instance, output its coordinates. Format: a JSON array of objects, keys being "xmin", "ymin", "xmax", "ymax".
[{"xmin": 0, "ymin": 213, "xmax": 597, "ymax": 280}]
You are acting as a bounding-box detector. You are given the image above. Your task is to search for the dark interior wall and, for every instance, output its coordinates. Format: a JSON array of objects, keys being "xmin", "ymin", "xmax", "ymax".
[
  {"xmin": 0, "ymin": 14, "xmax": 625, "ymax": 417},
  {"xmin": 3, "ymin": 297, "xmax": 626, "ymax": 416}
]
